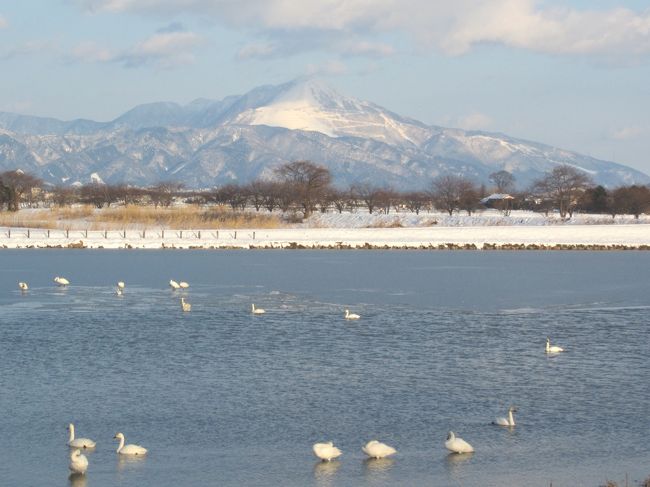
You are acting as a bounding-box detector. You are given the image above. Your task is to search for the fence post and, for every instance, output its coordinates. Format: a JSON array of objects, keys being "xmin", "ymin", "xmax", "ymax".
[
  {"xmin": 198, "ymin": 231, "xmax": 201, "ymax": 239},
  {"xmin": 104, "ymin": 230, "xmax": 108, "ymax": 239},
  {"xmin": 84, "ymin": 229, "xmax": 88, "ymax": 238},
  {"xmin": 7, "ymin": 228, "xmax": 10, "ymax": 238},
  {"xmin": 253, "ymin": 231, "xmax": 255, "ymax": 240},
  {"xmin": 234, "ymin": 231, "xmax": 237, "ymax": 239},
  {"xmin": 27, "ymin": 229, "xmax": 30, "ymax": 239},
  {"xmin": 47, "ymin": 229, "xmax": 50, "ymax": 238},
  {"xmin": 66, "ymin": 229, "xmax": 69, "ymax": 238}
]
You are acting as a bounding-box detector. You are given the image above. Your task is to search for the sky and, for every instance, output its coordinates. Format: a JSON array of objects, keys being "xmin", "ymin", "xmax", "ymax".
[{"xmin": 1, "ymin": 0, "xmax": 649, "ymax": 175}]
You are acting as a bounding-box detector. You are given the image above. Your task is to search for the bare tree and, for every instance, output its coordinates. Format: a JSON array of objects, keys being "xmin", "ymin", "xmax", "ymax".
[
  {"xmin": 403, "ymin": 191, "xmax": 428, "ymax": 215},
  {"xmin": 51, "ymin": 186, "xmax": 78, "ymax": 207},
  {"xmin": 0, "ymin": 169, "xmax": 42, "ymax": 211},
  {"xmin": 457, "ymin": 180, "xmax": 480, "ymax": 215},
  {"xmin": 611, "ymin": 185, "xmax": 650, "ymax": 219},
  {"xmin": 149, "ymin": 182, "xmax": 184, "ymax": 208},
  {"xmin": 429, "ymin": 174, "xmax": 477, "ymax": 216},
  {"xmin": 113, "ymin": 184, "xmax": 145, "ymax": 206},
  {"xmin": 530, "ymin": 166, "xmax": 593, "ymax": 218},
  {"xmin": 275, "ymin": 160, "xmax": 331, "ymax": 217},
  {"xmin": 489, "ymin": 170, "xmax": 516, "ymax": 193},
  {"xmin": 80, "ymin": 183, "xmax": 115, "ymax": 208},
  {"xmin": 330, "ymin": 188, "xmax": 353, "ymax": 214},
  {"xmin": 351, "ymin": 184, "xmax": 384, "ymax": 214}
]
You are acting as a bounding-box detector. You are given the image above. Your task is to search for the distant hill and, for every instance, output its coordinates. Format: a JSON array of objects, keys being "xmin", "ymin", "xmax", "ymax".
[{"xmin": 0, "ymin": 78, "xmax": 647, "ymax": 188}]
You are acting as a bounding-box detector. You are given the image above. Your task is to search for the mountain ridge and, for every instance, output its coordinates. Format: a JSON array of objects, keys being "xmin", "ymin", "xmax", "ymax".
[{"xmin": 0, "ymin": 78, "xmax": 647, "ymax": 189}]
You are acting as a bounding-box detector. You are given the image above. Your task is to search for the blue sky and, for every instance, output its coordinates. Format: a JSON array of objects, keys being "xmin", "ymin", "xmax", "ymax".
[{"xmin": 1, "ymin": 0, "xmax": 649, "ymax": 174}]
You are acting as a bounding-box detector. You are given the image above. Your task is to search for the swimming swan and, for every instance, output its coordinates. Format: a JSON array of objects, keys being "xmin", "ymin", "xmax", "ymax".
[
  {"xmin": 362, "ymin": 440, "xmax": 397, "ymax": 459},
  {"xmin": 69, "ymin": 449, "xmax": 89, "ymax": 475},
  {"xmin": 345, "ymin": 309, "xmax": 360, "ymax": 320},
  {"xmin": 546, "ymin": 337, "xmax": 564, "ymax": 354},
  {"xmin": 313, "ymin": 442, "xmax": 342, "ymax": 461},
  {"xmin": 113, "ymin": 432, "xmax": 147, "ymax": 456},
  {"xmin": 445, "ymin": 432, "xmax": 474, "ymax": 454},
  {"xmin": 493, "ymin": 406, "xmax": 517, "ymax": 426},
  {"xmin": 251, "ymin": 304, "xmax": 265, "ymax": 314},
  {"xmin": 18, "ymin": 282, "xmax": 28, "ymax": 291},
  {"xmin": 181, "ymin": 297, "xmax": 191, "ymax": 312},
  {"xmin": 169, "ymin": 280, "xmax": 180, "ymax": 290},
  {"xmin": 54, "ymin": 276, "xmax": 70, "ymax": 286},
  {"xmin": 179, "ymin": 281, "xmax": 189, "ymax": 289},
  {"xmin": 68, "ymin": 423, "xmax": 96, "ymax": 449}
]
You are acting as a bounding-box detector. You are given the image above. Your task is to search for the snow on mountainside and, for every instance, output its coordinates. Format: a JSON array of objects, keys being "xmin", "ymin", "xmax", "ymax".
[
  {"xmin": 231, "ymin": 78, "xmax": 431, "ymax": 146},
  {"xmin": 0, "ymin": 78, "xmax": 648, "ymax": 188}
]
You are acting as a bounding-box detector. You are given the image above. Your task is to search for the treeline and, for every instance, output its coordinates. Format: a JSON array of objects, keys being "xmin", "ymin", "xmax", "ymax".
[{"xmin": 1, "ymin": 162, "xmax": 649, "ymax": 219}]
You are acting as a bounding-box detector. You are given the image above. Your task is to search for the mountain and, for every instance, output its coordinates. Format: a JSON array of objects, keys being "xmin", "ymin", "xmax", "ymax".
[{"xmin": 0, "ymin": 78, "xmax": 647, "ymax": 189}]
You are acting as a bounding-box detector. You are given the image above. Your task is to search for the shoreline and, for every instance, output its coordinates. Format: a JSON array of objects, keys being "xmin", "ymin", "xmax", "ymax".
[{"xmin": 1, "ymin": 224, "xmax": 649, "ymax": 250}]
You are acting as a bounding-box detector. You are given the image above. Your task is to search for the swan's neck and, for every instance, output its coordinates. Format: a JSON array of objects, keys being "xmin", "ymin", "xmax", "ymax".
[
  {"xmin": 345, "ymin": 310, "xmax": 349, "ymax": 317},
  {"xmin": 252, "ymin": 304, "xmax": 255, "ymax": 311},
  {"xmin": 508, "ymin": 409, "xmax": 515, "ymax": 425},
  {"xmin": 69, "ymin": 425, "xmax": 75, "ymax": 442},
  {"xmin": 546, "ymin": 340, "xmax": 550, "ymax": 352},
  {"xmin": 116, "ymin": 436, "xmax": 124, "ymax": 453}
]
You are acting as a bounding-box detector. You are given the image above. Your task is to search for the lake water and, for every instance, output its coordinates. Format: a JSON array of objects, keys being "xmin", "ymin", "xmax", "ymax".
[{"xmin": 0, "ymin": 250, "xmax": 648, "ymax": 487}]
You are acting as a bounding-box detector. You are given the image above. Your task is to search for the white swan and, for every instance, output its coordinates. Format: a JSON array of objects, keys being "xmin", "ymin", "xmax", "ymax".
[
  {"xmin": 114, "ymin": 432, "xmax": 147, "ymax": 456},
  {"xmin": 345, "ymin": 309, "xmax": 360, "ymax": 320},
  {"xmin": 116, "ymin": 286, "xmax": 123, "ymax": 296},
  {"xmin": 546, "ymin": 337, "xmax": 564, "ymax": 354},
  {"xmin": 179, "ymin": 281, "xmax": 189, "ymax": 289},
  {"xmin": 493, "ymin": 406, "xmax": 517, "ymax": 426},
  {"xmin": 169, "ymin": 279, "xmax": 180, "ymax": 290},
  {"xmin": 68, "ymin": 423, "xmax": 96, "ymax": 449},
  {"xmin": 181, "ymin": 297, "xmax": 191, "ymax": 312},
  {"xmin": 445, "ymin": 431, "xmax": 474, "ymax": 454},
  {"xmin": 69, "ymin": 449, "xmax": 89, "ymax": 475},
  {"xmin": 18, "ymin": 282, "xmax": 28, "ymax": 291},
  {"xmin": 362, "ymin": 440, "xmax": 397, "ymax": 459},
  {"xmin": 54, "ymin": 276, "xmax": 70, "ymax": 286},
  {"xmin": 251, "ymin": 304, "xmax": 265, "ymax": 314},
  {"xmin": 313, "ymin": 442, "xmax": 342, "ymax": 461}
]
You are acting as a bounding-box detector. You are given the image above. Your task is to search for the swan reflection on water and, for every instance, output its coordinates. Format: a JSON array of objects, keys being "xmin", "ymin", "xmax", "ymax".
[
  {"xmin": 445, "ymin": 450, "xmax": 474, "ymax": 480},
  {"xmin": 117, "ymin": 453, "xmax": 147, "ymax": 472},
  {"xmin": 364, "ymin": 457, "xmax": 395, "ymax": 481},
  {"xmin": 68, "ymin": 473, "xmax": 87, "ymax": 487},
  {"xmin": 313, "ymin": 459, "xmax": 341, "ymax": 483}
]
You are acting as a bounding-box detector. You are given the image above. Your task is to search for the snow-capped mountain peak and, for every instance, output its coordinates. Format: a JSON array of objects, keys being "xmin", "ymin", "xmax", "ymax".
[{"xmin": 232, "ymin": 77, "xmax": 430, "ymax": 145}]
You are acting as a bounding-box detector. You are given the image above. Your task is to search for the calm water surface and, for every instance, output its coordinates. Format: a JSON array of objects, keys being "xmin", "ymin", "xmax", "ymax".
[{"xmin": 0, "ymin": 250, "xmax": 648, "ymax": 487}]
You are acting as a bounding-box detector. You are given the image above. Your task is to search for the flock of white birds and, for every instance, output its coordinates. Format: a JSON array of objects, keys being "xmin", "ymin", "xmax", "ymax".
[
  {"xmin": 67, "ymin": 424, "xmax": 146, "ymax": 475},
  {"xmin": 20, "ymin": 277, "xmax": 566, "ymax": 476}
]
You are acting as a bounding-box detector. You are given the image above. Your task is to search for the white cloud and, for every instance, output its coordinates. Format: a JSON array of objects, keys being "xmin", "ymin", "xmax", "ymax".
[
  {"xmin": 77, "ymin": 0, "xmax": 650, "ymax": 59},
  {"xmin": 72, "ymin": 29, "xmax": 203, "ymax": 68},
  {"xmin": 0, "ymin": 15, "xmax": 8, "ymax": 29},
  {"xmin": 72, "ymin": 41, "xmax": 115, "ymax": 63},
  {"xmin": 1, "ymin": 40, "xmax": 55, "ymax": 60},
  {"xmin": 610, "ymin": 125, "xmax": 650, "ymax": 140}
]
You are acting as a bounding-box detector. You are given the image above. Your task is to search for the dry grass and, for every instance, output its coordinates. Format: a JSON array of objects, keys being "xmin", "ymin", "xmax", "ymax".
[
  {"xmin": 0, "ymin": 205, "xmax": 282, "ymax": 230},
  {"xmin": 0, "ymin": 211, "xmax": 59, "ymax": 229},
  {"xmin": 365, "ymin": 217, "xmax": 404, "ymax": 228}
]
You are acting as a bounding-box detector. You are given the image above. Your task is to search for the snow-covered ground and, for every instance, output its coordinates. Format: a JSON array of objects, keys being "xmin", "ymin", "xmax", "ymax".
[{"xmin": 1, "ymin": 208, "xmax": 649, "ymax": 249}]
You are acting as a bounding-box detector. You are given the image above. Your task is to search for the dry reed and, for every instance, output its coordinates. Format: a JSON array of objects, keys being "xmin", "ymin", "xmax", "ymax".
[{"xmin": 0, "ymin": 205, "xmax": 282, "ymax": 230}]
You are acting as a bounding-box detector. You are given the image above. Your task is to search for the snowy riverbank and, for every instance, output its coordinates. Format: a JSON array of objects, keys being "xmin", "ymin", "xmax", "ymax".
[{"xmin": 1, "ymin": 224, "xmax": 649, "ymax": 250}]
